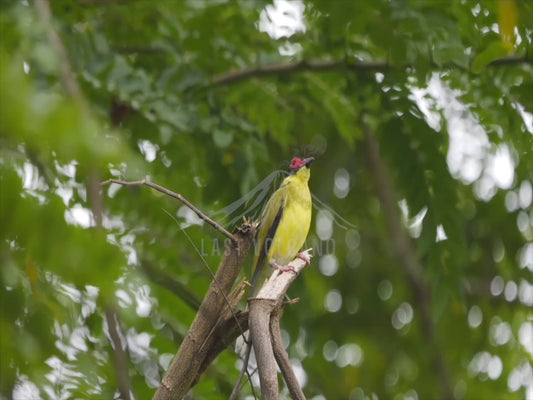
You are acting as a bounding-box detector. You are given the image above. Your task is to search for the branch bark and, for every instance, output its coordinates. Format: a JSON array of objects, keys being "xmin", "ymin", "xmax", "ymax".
[
  {"xmin": 194, "ymin": 308, "xmax": 249, "ymax": 386},
  {"xmin": 152, "ymin": 222, "xmax": 256, "ymax": 400},
  {"xmin": 248, "ymin": 251, "xmax": 311, "ymax": 400},
  {"xmin": 249, "ymin": 298, "xmax": 279, "ymax": 400},
  {"xmin": 270, "ymin": 306, "xmax": 305, "ymax": 400},
  {"xmin": 363, "ymin": 125, "xmax": 453, "ymax": 400}
]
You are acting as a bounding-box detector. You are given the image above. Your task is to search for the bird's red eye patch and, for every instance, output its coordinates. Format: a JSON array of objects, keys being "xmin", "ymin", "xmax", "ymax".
[{"xmin": 290, "ymin": 158, "xmax": 304, "ymax": 170}]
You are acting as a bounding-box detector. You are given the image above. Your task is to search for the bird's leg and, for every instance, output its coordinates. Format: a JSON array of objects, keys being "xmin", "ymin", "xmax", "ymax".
[
  {"xmin": 270, "ymin": 260, "xmax": 296, "ymax": 274},
  {"xmin": 296, "ymin": 252, "xmax": 311, "ymax": 265}
]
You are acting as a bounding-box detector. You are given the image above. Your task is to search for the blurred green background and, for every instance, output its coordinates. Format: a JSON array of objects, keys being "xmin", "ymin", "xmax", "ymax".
[{"xmin": 1, "ymin": 0, "xmax": 532, "ymax": 399}]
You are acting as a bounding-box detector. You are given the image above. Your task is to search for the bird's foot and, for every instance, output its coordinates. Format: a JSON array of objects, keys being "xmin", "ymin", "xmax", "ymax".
[
  {"xmin": 271, "ymin": 262, "xmax": 297, "ymax": 274},
  {"xmin": 296, "ymin": 252, "xmax": 311, "ymax": 265}
]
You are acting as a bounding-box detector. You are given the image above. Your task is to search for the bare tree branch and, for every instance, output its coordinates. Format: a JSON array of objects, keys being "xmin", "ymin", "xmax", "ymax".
[
  {"xmin": 101, "ymin": 179, "xmax": 237, "ymax": 242},
  {"xmin": 249, "ymin": 298, "xmax": 278, "ymax": 400},
  {"xmin": 270, "ymin": 306, "xmax": 305, "ymax": 400},
  {"xmin": 105, "ymin": 307, "xmax": 134, "ymax": 400},
  {"xmin": 363, "ymin": 125, "xmax": 453, "ymax": 400},
  {"xmin": 211, "ymin": 60, "xmax": 389, "ymax": 86},
  {"xmin": 191, "ymin": 278, "xmax": 251, "ymax": 388},
  {"xmin": 211, "ymin": 56, "xmax": 531, "ymax": 86},
  {"xmin": 152, "ymin": 222, "xmax": 256, "ymax": 400},
  {"xmin": 193, "ymin": 309, "xmax": 250, "ymax": 387}
]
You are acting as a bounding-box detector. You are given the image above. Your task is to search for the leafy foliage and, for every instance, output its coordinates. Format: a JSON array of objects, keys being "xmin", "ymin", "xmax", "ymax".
[{"xmin": 1, "ymin": 0, "xmax": 532, "ymax": 399}]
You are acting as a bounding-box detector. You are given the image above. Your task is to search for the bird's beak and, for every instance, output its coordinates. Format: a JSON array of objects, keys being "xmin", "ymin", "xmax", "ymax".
[{"xmin": 303, "ymin": 157, "xmax": 314, "ymax": 168}]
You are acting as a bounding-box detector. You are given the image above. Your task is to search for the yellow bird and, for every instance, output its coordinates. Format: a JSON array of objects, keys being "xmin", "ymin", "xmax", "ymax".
[{"xmin": 251, "ymin": 157, "xmax": 314, "ymax": 294}]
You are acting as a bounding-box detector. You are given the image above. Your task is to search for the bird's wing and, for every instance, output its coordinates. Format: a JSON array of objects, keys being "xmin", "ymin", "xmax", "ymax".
[{"xmin": 251, "ymin": 185, "xmax": 287, "ymax": 289}]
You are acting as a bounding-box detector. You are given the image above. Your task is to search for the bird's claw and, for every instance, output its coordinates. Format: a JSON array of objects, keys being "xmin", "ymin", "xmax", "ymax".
[
  {"xmin": 271, "ymin": 262, "xmax": 297, "ymax": 274},
  {"xmin": 278, "ymin": 265, "xmax": 297, "ymax": 274},
  {"xmin": 296, "ymin": 252, "xmax": 311, "ymax": 265}
]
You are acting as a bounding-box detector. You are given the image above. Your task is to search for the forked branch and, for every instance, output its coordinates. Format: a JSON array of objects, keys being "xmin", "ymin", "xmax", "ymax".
[{"xmin": 247, "ymin": 250, "xmax": 312, "ymax": 400}]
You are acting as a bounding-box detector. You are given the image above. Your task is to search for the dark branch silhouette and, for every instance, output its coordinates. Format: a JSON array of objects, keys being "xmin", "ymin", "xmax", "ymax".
[
  {"xmin": 211, "ymin": 56, "xmax": 531, "ymax": 86},
  {"xmin": 105, "ymin": 307, "xmax": 134, "ymax": 400},
  {"xmin": 101, "ymin": 179, "xmax": 237, "ymax": 242},
  {"xmin": 212, "ymin": 60, "xmax": 390, "ymax": 86}
]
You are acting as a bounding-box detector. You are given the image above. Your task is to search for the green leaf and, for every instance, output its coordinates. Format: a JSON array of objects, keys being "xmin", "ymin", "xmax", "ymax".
[
  {"xmin": 213, "ymin": 129, "xmax": 233, "ymax": 148},
  {"xmin": 471, "ymin": 40, "xmax": 513, "ymax": 73}
]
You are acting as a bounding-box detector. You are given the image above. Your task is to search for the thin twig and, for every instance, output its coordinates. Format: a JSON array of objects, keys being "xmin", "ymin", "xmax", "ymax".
[
  {"xmin": 228, "ymin": 339, "xmax": 254, "ymax": 400},
  {"xmin": 105, "ymin": 307, "xmax": 134, "ymax": 400},
  {"xmin": 101, "ymin": 178, "xmax": 237, "ymax": 242}
]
